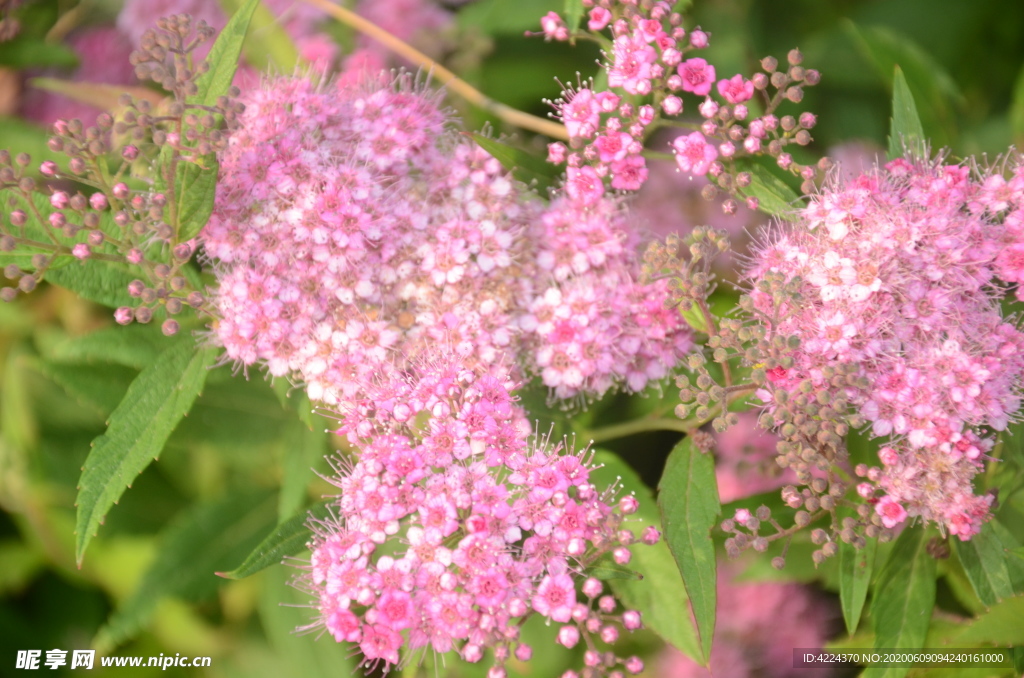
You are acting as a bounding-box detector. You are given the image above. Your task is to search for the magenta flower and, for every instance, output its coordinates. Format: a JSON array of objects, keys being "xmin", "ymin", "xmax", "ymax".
[
  {"xmin": 677, "ymin": 57, "xmax": 716, "ymax": 96},
  {"xmin": 716, "ymin": 74, "xmax": 754, "ymax": 104},
  {"xmin": 672, "ymin": 131, "xmax": 719, "ymax": 175}
]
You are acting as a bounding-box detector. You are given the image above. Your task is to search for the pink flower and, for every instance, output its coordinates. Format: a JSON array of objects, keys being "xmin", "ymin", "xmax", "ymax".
[
  {"xmin": 588, "ymin": 7, "xmax": 612, "ymax": 31},
  {"xmin": 560, "ymin": 88, "xmax": 600, "ymax": 140},
  {"xmin": 677, "ymin": 58, "xmax": 716, "ymax": 96},
  {"xmin": 672, "ymin": 132, "xmax": 719, "ymax": 176},
  {"xmin": 716, "ymin": 74, "xmax": 754, "ymax": 104},
  {"xmin": 565, "ymin": 165, "xmax": 605, "ymax": 205},
  {"xmin": 540, "ymin": 11, "xmax": 569, "ymax": 41},
  {"xmin": 875, "ymin": 496, "xmax": 908, "ymax": 529},
  {"xmin": 995, "ymin": 242, "xmax": 1024, "ymax": 283},
  {"xmin": 532, "ymin": 573, "xmax": 576, "ymax": 622}
]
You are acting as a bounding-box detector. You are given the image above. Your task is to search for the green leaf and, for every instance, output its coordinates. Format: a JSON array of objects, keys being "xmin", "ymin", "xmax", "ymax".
[
  {"xmin": 887, "ymin": 66, "xmax": 926, "ymax": 160},
  {"xmin": 0, "ymin": 36, "xmax": 77, "ymax": 68},
  {"xmin": 75, "ymin": 339, "xmax": 217, "ymax": 565},
  {"xmin": 1, "ymin": 345, "xmax": 38, "ymax": 452},
  {"xmin": 1012, "ymin": 64, "xmax": 1024, "ymax": 148},
  {"xmin": 846, "ymin": 22, "xmax": 961, "ymax": 152},
  {"xmin": 95, "ymin": 487, "xmax": 277, "ymax": 650},
  {"xmin": 192, "ymin": 0, "xmax": 260, "ymax": 108},
  {"xmin": 679, "ymin": 303, "xmax": 709, "ymax": 334},
  {"xmin": 278, "ymin": 417, "xmax": 328, "ymax": 522},
  {"xmin": 589, "ymin": 450, "xmax": 703, "ymax": 662},
  {"xmin": 46, "ymin": 259, "xmax": 137, "ymax": 309},
  {"xmin": 563, "ymin": 0, "xmax": 584, "ymax": 33},
  {"xmin": 32, "ymin": 360, "xmax": 137, "ymax": 416},
  {"xmin": 468, "ymin": 132, "xmax": 557, "ymax": 190},
  {"xmin": 954, "ymin": 518, "xmax": 1024, "ymax": 607},
  {"xmin": 175, "ymin": 154, "xmax": 220, "ymax": 241},
  {"xmin": 744, "ymin": 162, "xmax": 802, "ymax": 218},
  {"xmin": 865, "ymin": 527, "xmax": 936, "ymax": 678},
  {"xmin": 839, "ymin": 523, "xmax": 877, "ymax": 636},
  {"xmin": 217, "ymin": 500, "xmax": 334, "ymax": 580},
  {"xmin": 954, "ymin": 595, "xmax": 1024, "ymax": 647},
  {"xmin": 168, "ymin": 0, "xmax": 258, "ymax": 241},
  {"xmin": 219, "ymin": 0, "xmax": 300, "ymax": 72},
  {"xmin": 658, "ymin": 437, "xmax": 720, "ymax": 664},
  {"xmin": 46, "ymin": 324, "xmax": 176, "ymax": 370}
]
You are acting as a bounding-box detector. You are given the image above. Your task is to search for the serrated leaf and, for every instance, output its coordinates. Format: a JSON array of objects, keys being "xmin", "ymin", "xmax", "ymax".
[
  {"xmin": 887, "ymin": 66, "xmax": 926, "ymax": 160},
  {"xmin": 954, "ymin": 595, "xmax": 1024, "ymax": 647},
  {"xmin": 278, "ymin": 417, "xmax": 328, "ymax": 522},
  {"xmin": 75, "ymin": 339, "xmax": 217, "ymax": 565},
  {"xmin": 47, "ymin": 324, "xmax": 176, "ymax": 370},
  {"xmin": 745, "ymin": 162, "xmax": 801, "ymax": 218},
  {"xmin": 32, "ymin": 360, "xmax": 137, "ymax": 416},
  {"xmin": 865, "ymin": 527, "xmax": 936, "ymax": 678},
  {"xmin": 217, "ymin": 500, "xmax": 334, "ymax": 580},
  {"xmin": 658, "ymin": 437, "xmax": 720, "ymax": 664},
  {"xmin": 46, "ymin": 259, "xmax": 138, "ymax": 309},
  {"xmin": 95, "ymin": 487, "xmax": 276, "ymax": 650},
  {"xmin": 175, "ymin": 154, "xmax": 219, "ymax": 241},
  {"xmin": 193, "ymin": 0, "xmax": 260, "ymax": 108},
  {"xmin": 954, "ymin": 518, "xmax": 1024, "ymax": 607},
  {"xmin": 839, "ymin": 508, "xmax": 876, "ymax": 635},
  {"xmin": 589, "ymin": 450, "xmax": 703, "ymax": 662},
  {"xmin": 468, "ymin": 132, "xmax": 557, "ymax": 190}
]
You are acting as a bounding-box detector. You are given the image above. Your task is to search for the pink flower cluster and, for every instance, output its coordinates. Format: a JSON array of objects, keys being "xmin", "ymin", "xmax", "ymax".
[
  {"xmin": 747, "ymin": 155, "xmax": 1024, "ymax": 538},
  {"xmin": 542, "ymin": 1, "xmax": 819, "ymax": 199},
  {"xmin": 303, "ymin": 354, "xmax": 655, "ymax": 674},
  {"xmin": 203, "ymin": 73, "xmax": 691, "ymax": 406},
  {"xmin": 520, "ymin": 194, "xmax": 693, "ymax": 398}
]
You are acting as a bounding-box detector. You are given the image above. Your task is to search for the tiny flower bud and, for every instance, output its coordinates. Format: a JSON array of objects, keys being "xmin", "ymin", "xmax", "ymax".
[
  {"xmin": 89, "ymin": 193, "xmax": 108, "ymax": 211},
  {"xmin": 557, "ymin": 625, "xmax": 580, "ymax": 648}
]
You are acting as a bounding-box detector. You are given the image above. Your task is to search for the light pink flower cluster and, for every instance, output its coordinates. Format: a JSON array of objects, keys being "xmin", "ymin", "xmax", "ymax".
[
  {"xmin": 204, "ymin": 73, "xmax": 691, "ymax": 405},
  {"xmin": 303, "ymin": 354, "xmax": 656, "ymax": 674},
  {"xmin": 747, "ymin": 155, "xmax": 1024, "ymax": 538},
  {"xmin": 521, "ymin": 193, "xmax": 693, "ymax": 399},
  {"xmin": 541, "ymin": 1, "xmax": 820, "ymax": 201}
]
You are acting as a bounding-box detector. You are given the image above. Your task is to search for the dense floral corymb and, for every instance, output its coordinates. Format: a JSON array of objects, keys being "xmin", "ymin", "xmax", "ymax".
[
  {"xmin": 541, "ymin": 0, "xmax": 822, "ymax": 207},
  {"xmin": 301, "ymin": 355, "xmax": 656, "ymax": 675},
  {"xmin": 203, "ymin": 72, "xmax": 691, "ymax": 407},
  {"xmin": 747, "ymin": 155, "xmax": 1024, "ymax": 539}
]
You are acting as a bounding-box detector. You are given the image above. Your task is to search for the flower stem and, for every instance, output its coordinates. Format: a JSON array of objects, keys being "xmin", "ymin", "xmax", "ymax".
[{"xmin": 301, "ymin": 0, "xmax": 569, "ymax": 140}]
